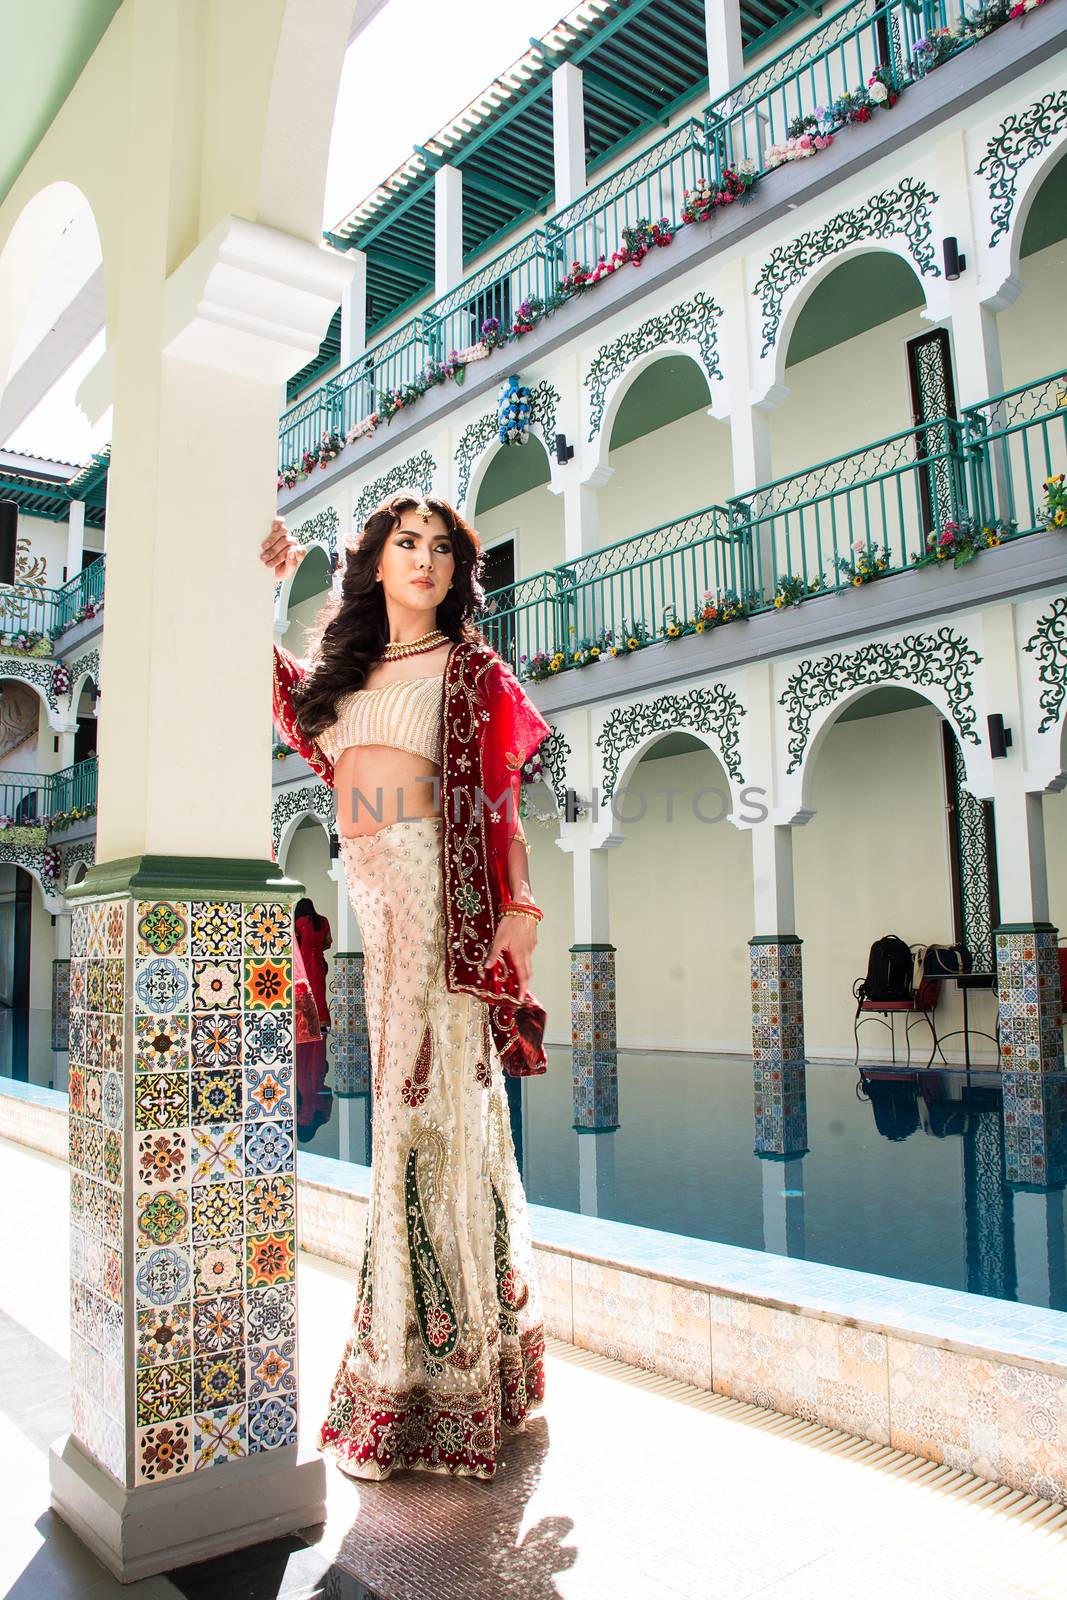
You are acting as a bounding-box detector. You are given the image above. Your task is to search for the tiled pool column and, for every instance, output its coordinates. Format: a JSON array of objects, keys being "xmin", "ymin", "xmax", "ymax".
[
  {"xmin": 749, "ymin": 936, "xmax": 807, "ymax": 1157},
  {"xmin": 325, "ymin": 952, "xmax": 369, "ymax": 1095},
  {"xmin": 570, "ymin": 944, "xmax": 619, "ymax": 1131},
  {"xmin": 54, "ymin": 881, "xmax": 323, "ymax": 1580},
  {"xmin": 993, "ymin": 924, "xmax": 1065, "ymax": 1191}
]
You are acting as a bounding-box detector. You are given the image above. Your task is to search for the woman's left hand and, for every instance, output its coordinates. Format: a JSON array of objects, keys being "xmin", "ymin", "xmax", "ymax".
[{"xmin": 479, "ymin": 914, "xmax": 538, "ymax": 1002}]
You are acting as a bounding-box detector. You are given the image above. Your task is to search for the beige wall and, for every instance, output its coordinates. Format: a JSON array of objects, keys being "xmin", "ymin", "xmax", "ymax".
[
  {"xmin": 283, "ymin": 818, "xmax": 335, "ymax": 934},
  {"xmin": 474, "ymin": 481, "xmax": 563, "ymax": 585},
  {"xmin": 998, "ymin": 241, "xmax": 1067, "ymax": 390},
  {"xmin": 602, "ymin": 407, "xmax": 733, "ymax": 546}
]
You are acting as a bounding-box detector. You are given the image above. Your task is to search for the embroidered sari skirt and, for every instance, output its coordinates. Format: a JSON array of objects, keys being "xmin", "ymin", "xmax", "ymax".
[{"xmin": 319, "ymin": 815, "xmax": 545, "ymax": 1480}]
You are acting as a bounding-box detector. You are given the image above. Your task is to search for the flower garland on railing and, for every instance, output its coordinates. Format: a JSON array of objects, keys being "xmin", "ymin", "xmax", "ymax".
[
  {"xmin": 277, "ymin": 430, "xmax": 346, "ymax": 492},
  {"xmin": 52, "ymin": 661, "xmax": 71, "ymax": 697},
  {"xmin": 1041, "ymin": 473, "xmax": 1066, "ymax": 529},
  {"xmin": 681, "ymin": 164, "xmax": 759, "ymax": 223},
  {"xmin": 0, "ymin": 629, "xmax": 52, "ymax": 657},
  {"xmin": 773, "ymin": 574, "xmax": 824, "ymax": 608},
  {"xmin": 50, "ymin": 597, "xmax": 102, "ymax": 640},
  {"xmin": 0, "ymin": 820, "xmax": 48, "ymax": 846},
  {"xmin": 498, "ymin": 377, "xmax": 531, "ymax": 445},
  {"xmin": 769, "ymin": 65, "xmax": 900, "ymax": 167},
  {"xmin": 834, "ymin": 541, "xmax": 891, "ymax": 586},
  {"xmin": 911, "ymin": 516, "xmax": 1016, "ymax": 569},
  {"xmin": 44, "ymin": 845, "xmax": 62, "ymax": 882},
  {"xmin": 45, "ymin": 803, "xmax": 97, "ymax": 832}
]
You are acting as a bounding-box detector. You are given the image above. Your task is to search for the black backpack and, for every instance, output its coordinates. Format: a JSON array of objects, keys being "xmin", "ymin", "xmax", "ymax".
[{"xmin": 859, "ymin": 935, "xmax": 914, "ymax": 1003}]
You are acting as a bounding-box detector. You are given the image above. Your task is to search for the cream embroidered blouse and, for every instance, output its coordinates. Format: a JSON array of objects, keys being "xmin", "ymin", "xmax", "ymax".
[{"xmin": 314, "ymin": 671, "xmax": 445, "ymax": 767}]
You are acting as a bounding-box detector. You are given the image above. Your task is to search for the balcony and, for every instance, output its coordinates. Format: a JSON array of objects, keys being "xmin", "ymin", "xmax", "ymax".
[
  {"xmin": 277, "ymin": 0, "xmax": 1060, "ymax": 483},
  {"xmin": 474, "ymin": 367, "xmax": 1067, "ymax": 686},
  {"xmin": 0, "ymin": 757, "xmax": 98, "ymax": 845},
  {"xmin": 0, "ymin": 555, "xmax": 105, "ymax": 649}
]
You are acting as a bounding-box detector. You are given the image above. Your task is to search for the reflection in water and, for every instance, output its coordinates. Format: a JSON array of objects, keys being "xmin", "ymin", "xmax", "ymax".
[{"xmin": 14, "ymin": 1008, "xmax": 1067, "ymax": 1312}]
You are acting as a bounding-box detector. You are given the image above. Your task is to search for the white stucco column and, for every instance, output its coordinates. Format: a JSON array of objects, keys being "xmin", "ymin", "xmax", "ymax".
[
  {"xmin": 560, "ymin": 472, "xmax": 610, "ymax": 563},
  {"xmin": 552, "ymin": 63, "xmax": 586, "ymax": 209},
  {"xmin": 984, "ymin": 606, "xmax": 1048, "ymax": 923},
  {"xmin": 328, "ymin": 857, "xmax": 362, "ymax": 954},
  {"xmin": 705, "ymin": 0, "xmax": 745, "ymax": 103},
  {"xmin": 338, "ymin": 246, "xmax": 367, "ymax": 370},
  {"xmin": 751, "ymin": 820, "xmax": 797, "ymax": 936},
  {"xmin": 65, "ymin": 499, "xmax": 86, "ymax": 583},
  {"xmin": 713, "ymin": 259, "xmax": 774, "ymax": 595},
  {"xmin": 434, "ymin": 165, "xmax": 464, "ymax": 300},
  {"xmin": 566, "ymin": 832, "xmax": 612, "ymax": 945}
]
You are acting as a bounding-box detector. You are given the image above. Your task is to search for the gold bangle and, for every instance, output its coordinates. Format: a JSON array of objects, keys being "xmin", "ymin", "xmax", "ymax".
[{"xmin": 501, "ymin": 908, "xmax": 541, "ymax": 921}]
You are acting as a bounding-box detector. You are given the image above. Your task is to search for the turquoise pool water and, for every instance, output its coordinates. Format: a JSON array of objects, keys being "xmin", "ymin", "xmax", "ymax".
[{"xmin": 9, "ymin": 1011, "xmax": 1065, "ymax": 1312}]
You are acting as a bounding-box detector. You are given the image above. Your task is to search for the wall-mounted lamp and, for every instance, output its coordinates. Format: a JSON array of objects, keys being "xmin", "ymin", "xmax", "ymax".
[
  {"xmin": 89, "ymin": 684, "xmax": 100, "ymax": 704},
  {"xmin": 988, "ymin": 713, "xmax": 1013, "ymax": 759},
  {"xmin": 329, "ymin": 835, "xmax": 340, "ymax": 859},
  {"xmin": 943, "ymin": 236, "xmax": 967, "ymax": 280},
  {"xmin": 555, "ymin": 432, "xmax": 575, "ymax": 467},
  {"xmin": 564, "ymin": 786, "xmax": 581, "ymax": 823}
]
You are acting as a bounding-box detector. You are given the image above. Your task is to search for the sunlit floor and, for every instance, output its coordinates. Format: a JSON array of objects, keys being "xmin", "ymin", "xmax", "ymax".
[{"xmin": 3, "ymin": 1136, "xmax": 1067, "ymax": 1600}]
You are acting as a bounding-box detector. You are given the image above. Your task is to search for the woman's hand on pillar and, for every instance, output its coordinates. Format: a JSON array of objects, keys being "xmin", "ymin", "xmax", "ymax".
[{"xmin": 261, "ymin": 517, "xmax": 306, "ymax": 582}]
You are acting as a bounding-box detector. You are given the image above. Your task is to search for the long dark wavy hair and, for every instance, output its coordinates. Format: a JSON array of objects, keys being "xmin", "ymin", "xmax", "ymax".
[{"xmin": 289, "ymin": 492, "xmax": 491, "ymax": 744}]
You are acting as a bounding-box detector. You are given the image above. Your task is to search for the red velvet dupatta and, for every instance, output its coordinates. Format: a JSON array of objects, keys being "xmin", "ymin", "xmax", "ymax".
[{"xmin": 271, "ymin": 638, "xmax": 551, "ymax": 1074}]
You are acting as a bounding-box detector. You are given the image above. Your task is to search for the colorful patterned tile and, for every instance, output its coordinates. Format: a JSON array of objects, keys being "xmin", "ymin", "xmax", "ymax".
[
  {"xmin": 137, "ymin": 1419, "xmax": 192, "ymax": 1483},
  {"xmin": 137, "ymin": 1304, "xmax": 193, "ymax": 1369},
  {"xmin": 136, "ymin": 1130, "xmax": 190, "ymax": 1190},
  {"xmin": 136, "ymin": 1189, "xmax": 190, "ymax": 1249},
  {"xmin": 571, "ymin": 1260, "xmax": 711, "ymax": 1389},
  {"xmin": 191, "ymin": 1123, "xmax": 244, "ymax": 1183},
  {"xmin": 248, "ymin": 1396, "xmax": 297, "ymax": 1453},
  {"xmin": 134, "ymin": 957, "xmax": 191, "ymax": 1015},
  {"xmin": 194, "ymin": 1352, "xmax": 246, "ymax": 1411},
  {"xmin": 245, "ymin": 1175, "xmax": 295, "ymax": 1234},
  {"xmin": 190, "ymin": 901, "xmax": 242, "ymax": 960},
  {"xmin": 190, "ymin": 1014, "xmax": 242, "ymax": 1068},
  {"xmin": 136, "ymin": 1361, "xmax": 192, "ymax": 1425},
  {"xmin": 194, "ymin": 1241, "xmax": 243, "ymax": 1298},
  {"xmin": 135, "ymin": 1014, "xmax": 191, "ymax": 1072},
  {"xmin": 190, "ymin": 1067, "xmax": 243, "ymax": 1125},
  {"xmin": 243, "ymin": 903, "xmax": 292, "ymax": 958},
  {"xmin": 247, "ymin": 1339, "xmax": 297, "ymax": 1400},
  {"xmin": 244, "ymin": 1120, "xmax": 294, "ymax": 1177},
  {"xmin": 134, "ymin": 1072, "xmax": 190, "ymax": 1131},
  {"xmin": 136, "ymin": 901, "xmax": 189, "ymax": 957},
  {"xmin": 244, "ymin": 1061, "xmax": 293, "ymax": 1120},
  {"xmin": 246, "ymin": 1283, "xmax": 296, "ymax": 1345},
  {"xmin": 244, "ymin": 1012, "xmax": 293, "ymax": 1067},
  {"xmin": 134, "ymin": 1246, "xmax": 192, "ymax": 1309},
  {"xmin": 191, "ymin": 960, "xmax": 242, "ymax": 1014},
  {"xmin": 191, "ymin": 1181, "xmax": 244, "ymax": 1244},
  {"xmin": 193, "ymin": 1404, "xmax": 248, "ymax": 1468},
  {"xmin": 192, "ymin": 1292, "xmax": 245, "ymax": 1355},
  {"xmin": 243, "ymin": 958, "xmax": 292, "ymax": 1011},
  {"xmin": 246, "ymin": 1231, "xmax": 295, "ymax": 1289}
]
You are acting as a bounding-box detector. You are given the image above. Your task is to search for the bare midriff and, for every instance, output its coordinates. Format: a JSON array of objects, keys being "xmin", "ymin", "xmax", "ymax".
[
  {"xmin": 332, "ymin": 641, "xmax": 451, "ymax": 840},
  {"xmin": 334, "ymin": 746, "xmax": 442, "ymax": 838}
]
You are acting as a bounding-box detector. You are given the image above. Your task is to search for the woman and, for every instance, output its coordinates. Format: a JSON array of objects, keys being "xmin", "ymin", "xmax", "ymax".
[
  {"xmin": 294, "ymin": 897, "xmax": 332, "ymax": 1032},
  {"xmin": 262, "ymin": 492, "xmax": 551, "ymax": 1481}
]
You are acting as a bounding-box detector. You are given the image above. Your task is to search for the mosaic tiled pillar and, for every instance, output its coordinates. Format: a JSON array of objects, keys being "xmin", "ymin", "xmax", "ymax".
[
  {"xmin": 1002, "ymin": 1071, "xmax": 1067, "ymax": 1190},
  {"xmin": 750, "ymin": 936, "xmax": 807, "ymax": 1159},
  {"xmin": 52, "ymin": 957, "xmax": 71, "ymax": 1052},
  {"xmin": 570, "ymin": 944, "xmax": 618, "ymax": 1131},
  {"xmin": 995, "ymin": 924, "xmax": 1064, "ymax": 1076},
  {"xmin": 57, "ymin": 880, "xmax": 323, "ymax": 1574},
  {"xmin": 325, "ymin": 951, "xmax": 370, "ymax": 1096}
]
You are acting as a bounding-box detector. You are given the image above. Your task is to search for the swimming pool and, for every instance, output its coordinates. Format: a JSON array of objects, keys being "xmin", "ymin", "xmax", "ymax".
[{"xmin": 10, "ymin": 1009, "xmax": 1065, "ymax": 1312}]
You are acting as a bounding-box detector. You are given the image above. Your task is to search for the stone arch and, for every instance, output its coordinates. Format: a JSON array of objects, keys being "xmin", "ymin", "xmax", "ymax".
[
  {"xmin": 780, "ymin": 667, "xmax": 991, "ymax": 824},
  {"xmin": 752, "ymin": 238, "xmax": 947, "ymax": 406},
  {"xmin": 0, "ymin": 667, "xmax": 54, "ymax": 722},
  {"xmin": 590, "ymin": 343, "xmax": 718, "ymax": 476},
  {"xmin": 0, "ymin": 180, "xmax": 106, "ymax": 399},
  {"xmin": 978, "ymin": 94, "xmax": 1067, "ymax": 307},
  {"xmin": 592, "ymin": 688, "xmax": 747, "ymax": 844},
  {"xmin": 273, "ymin": 782, "xmax": 333, "ymax": 864},
  {"xmin": 464, "ymin": 431, "xmax": 554, "ymax": 525},
  {"xmin": 275, "ymin": 542, "xmax": 333, "ymax": 634}
]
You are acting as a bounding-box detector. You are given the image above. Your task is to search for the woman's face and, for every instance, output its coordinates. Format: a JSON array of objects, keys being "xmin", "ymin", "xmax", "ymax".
[{"xmin": 375, "ymin": 507, "xmax": 456, "ymax": 614}]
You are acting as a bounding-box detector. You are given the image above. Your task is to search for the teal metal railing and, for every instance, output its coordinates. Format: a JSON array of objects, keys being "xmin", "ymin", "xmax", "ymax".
[
  {"xmin": 0, "ymin": 757, "xmax": 97, "ymax": 827},
  {"xmin": 545, "ymin": 121, "xmax": 708, "ymax": 273},
  {"xmin": 53, "ymin": 556, "xmax": 105, "ymax": 634},
  {"xmin": 703, "ymin": 0, "xmax": 962, "ymax": 183},
  {"xmin": 422, "ymin": 233, "xmax": 552, "ymax": 361},
  {"xmin": 278, "ymin": 320, "xmax": 432, "ymax": 468},
  {"xmin": 49, "ymin": 756, "xmax": 98, "ymax": 820},
  {"xmin": 476, "ymin": 367, "xmax": 1067, "ymax": 677},
  {"xmin": 960, "ymin": 368, "xmax": 1067, "ymax": 535},
  {"xmin": 737, "ymin": 413, "xmax": 971, "ymax": 596}
]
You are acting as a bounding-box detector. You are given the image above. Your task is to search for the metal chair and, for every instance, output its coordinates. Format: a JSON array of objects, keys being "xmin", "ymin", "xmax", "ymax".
[{"xmin": 852, "ymin": 942, "xmax": 944, "ymax": 1067}]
